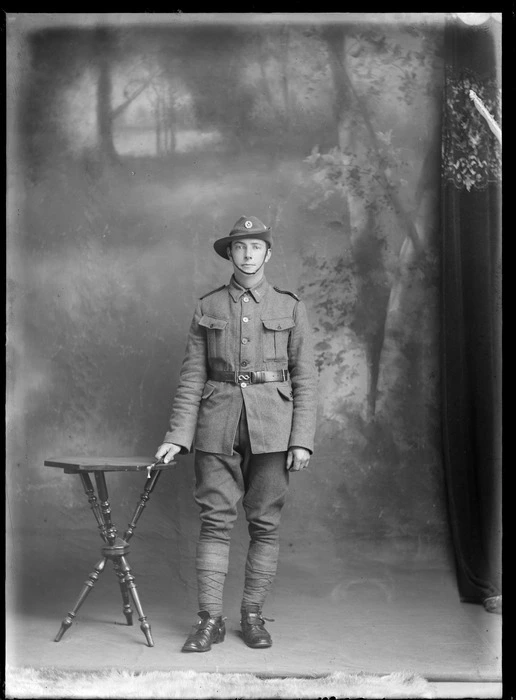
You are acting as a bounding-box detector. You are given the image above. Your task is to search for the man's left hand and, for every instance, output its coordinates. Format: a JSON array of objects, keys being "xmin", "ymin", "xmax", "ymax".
[{"xmin": 286, "ymin": 447, "xmax": 311, "ymax": 471}]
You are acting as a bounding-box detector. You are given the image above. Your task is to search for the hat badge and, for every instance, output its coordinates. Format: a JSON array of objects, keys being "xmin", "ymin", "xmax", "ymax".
[{"xmin": 244, "ymin": 220, "xmax": 253, "ymax": 229}]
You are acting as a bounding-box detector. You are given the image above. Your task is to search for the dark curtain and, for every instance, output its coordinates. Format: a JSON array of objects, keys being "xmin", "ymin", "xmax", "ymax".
[{"xmin": 440, "ymin": 17, "xmax": 502, "ymax": 611}]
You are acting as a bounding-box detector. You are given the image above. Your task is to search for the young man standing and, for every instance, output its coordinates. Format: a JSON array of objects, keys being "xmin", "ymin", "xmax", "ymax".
[{"xmin": 155, "ymin": 215, "xmax": 317, "ymax": 652}]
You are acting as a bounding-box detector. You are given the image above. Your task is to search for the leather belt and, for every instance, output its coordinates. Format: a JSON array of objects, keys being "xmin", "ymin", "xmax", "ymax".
[{"xmin": 209, "ymin": 369, "xmax": 289, "ymax": 384}]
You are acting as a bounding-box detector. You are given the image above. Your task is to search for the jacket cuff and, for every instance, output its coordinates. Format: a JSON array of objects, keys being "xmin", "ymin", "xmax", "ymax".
[
  {"xmin": 162, "ymin": 432, "xmax": 191, "ymax": 455},
  {"xmin": 288, "ymin": 438, "xmax": 314, "ymax": 454}
]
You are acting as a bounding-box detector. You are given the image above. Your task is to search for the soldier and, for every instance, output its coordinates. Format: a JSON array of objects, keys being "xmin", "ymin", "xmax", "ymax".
[{"xmin": 155, "ymin": 215, "xmax": 317, "ymax": 652}]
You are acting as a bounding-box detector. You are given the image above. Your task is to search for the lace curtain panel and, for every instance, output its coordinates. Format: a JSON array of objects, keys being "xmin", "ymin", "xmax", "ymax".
[{"xmin": 442, "ymin": 69, "xmax": 501, "ymax": 191}]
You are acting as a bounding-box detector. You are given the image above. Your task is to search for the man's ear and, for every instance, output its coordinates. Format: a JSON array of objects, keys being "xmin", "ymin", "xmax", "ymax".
[
  {"xmin": 265, "ymin": 247, "xmax": 272, "ymax": 261},
  {"xmin": 227, "ymin": 244, "xmax": 233, "ymax": 260}
]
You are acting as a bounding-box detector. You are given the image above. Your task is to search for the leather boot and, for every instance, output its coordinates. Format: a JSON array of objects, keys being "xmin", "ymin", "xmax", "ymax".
[
  {"xmin": 240, "ymin": 605, "xmax": 273, "ymax": 648},
  {"xmin": 181, "ymin": 611, "xmax": 226, "ymax": 652}
]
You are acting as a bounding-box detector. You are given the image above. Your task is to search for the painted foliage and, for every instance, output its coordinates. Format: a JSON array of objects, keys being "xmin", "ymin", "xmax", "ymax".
[{"xmin": 296, "ymin": 25, "xmax": 445, "ymax": 538}]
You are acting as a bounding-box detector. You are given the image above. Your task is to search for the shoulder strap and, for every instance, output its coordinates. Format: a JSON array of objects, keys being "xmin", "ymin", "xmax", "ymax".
[
  {"xmin": 273, "ymin": 285, "xmax": 300, "ymax": 301},
  {"xmin": 199, "ymin": 284, "xmax": 227, "ymax": 300}
]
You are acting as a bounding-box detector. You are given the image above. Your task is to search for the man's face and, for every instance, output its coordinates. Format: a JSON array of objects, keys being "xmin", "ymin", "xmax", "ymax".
[{"xmin": 228, "ymin": 239, "xmax": 271, "ymax": 273}]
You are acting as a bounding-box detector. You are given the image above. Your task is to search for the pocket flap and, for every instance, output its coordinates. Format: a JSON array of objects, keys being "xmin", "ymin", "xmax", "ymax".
[
  {"xmin": 277, "ymin": 385, "xmax": 294, "ymax": 401},
  {"xmin": 199, "ymin": 315, "xmax": 228, "ymax": 330},
  {"xmin": 262, "ymin": 317, "xmax": 295, "ymax": 331},
  {"xmin": 201, "ymin": 383, "xmax": 216, "ymax": 400}
]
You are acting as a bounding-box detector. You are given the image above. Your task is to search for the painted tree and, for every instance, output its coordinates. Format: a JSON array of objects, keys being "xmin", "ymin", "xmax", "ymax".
[
  {"xmin": 64, "ymin": 28, "xmax": 169, "ymax": 165},
  {"xmin": 295, "ymin": 23, "xmax": 446, "ymax": 536},
  {"xmin": 94, "ymin": 28, "xmax": 118, "ymax": 164},
  {"xmin": 302, "ymin": 23, "xmax": 443, "ymax": 420}
]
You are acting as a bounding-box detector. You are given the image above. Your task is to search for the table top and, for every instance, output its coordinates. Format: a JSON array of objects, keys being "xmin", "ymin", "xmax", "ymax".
[{"xmin": 44, "ymin": 457, "xmax": 177, "ymax": 473}]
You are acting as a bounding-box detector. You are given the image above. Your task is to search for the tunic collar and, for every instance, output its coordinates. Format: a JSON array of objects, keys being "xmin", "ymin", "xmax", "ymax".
[{"xmin": 228, "ymin": 275, "xmax": 269, "ymax": 303}]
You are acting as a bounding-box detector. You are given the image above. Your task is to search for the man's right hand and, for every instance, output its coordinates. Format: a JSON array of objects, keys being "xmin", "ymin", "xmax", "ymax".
[{"xmin": 155, "ymin": 442, "xmax": 182, "ymax": 464}]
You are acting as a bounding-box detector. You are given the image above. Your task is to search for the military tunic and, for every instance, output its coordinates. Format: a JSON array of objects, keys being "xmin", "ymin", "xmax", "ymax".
[{"xmin": 163, "ymin": 275, "xmax": 317, "ymax": 456}]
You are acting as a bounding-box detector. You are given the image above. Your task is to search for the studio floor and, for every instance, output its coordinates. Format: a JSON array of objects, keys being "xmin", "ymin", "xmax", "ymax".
[{"xmin": 6, "ymin": 531, "xmax": 502, "ymax": 698}]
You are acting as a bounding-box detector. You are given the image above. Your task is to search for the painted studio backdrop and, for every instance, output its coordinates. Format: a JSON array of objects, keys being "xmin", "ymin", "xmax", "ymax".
[{"xmin": 8, "ymin": 14, "xmax": 474, "ymax": 613}]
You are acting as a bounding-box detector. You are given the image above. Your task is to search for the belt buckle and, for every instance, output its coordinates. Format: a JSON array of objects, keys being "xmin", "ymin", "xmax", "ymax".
[{"xmin": 237, "ymin": 373, "xmax": 251, "ymax": 383}]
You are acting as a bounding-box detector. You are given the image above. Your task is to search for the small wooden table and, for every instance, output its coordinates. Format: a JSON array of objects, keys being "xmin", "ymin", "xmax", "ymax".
[{"xmin": 44, "ymin": 456, "xmax": 176, "ymax": 647}]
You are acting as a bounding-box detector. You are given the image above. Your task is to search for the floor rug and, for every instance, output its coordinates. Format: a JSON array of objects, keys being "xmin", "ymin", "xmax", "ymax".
[{"xmin": 5, "ymin": 666, "xmax": 433, "ymax": 698}]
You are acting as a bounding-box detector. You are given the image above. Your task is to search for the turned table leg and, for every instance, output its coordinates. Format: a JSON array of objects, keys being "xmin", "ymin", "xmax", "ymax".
[
  {"xmin": 113, "ymin": 559, "xmax": 133, "ymax": 625},
  {"xmin": 119, "ymin": 555, "xmax": 154, "ymax": 647},
  {"xmin": 123, "ymin": 469, "xmax": 162, "ymax": 543},
  {"xmin": 54, "ymin": 557, "xmax": 107, "ymax": 642},
  {"xmin": 94, "ymin": 471, "xmax": 118, "ymax": 544},
  {"xmin": 78, "ymin": 472, "xmax": 109, "ymax": 543}
]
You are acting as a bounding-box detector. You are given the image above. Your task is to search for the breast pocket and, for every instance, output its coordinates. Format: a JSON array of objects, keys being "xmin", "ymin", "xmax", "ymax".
[
  {"xmin": 199, "ymin": 315, "xmax": 228, "ymax": 360},
  {"xmin": 262, "ymin": 317, "xmax": 295, "ymax": 361}
]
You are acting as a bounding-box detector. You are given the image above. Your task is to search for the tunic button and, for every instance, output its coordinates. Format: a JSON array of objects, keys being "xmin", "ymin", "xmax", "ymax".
[
  {"xmin": 241, "ymin": 338, "xmax": 249, "ymax": 344},
  {"xmin": 243, "ymin": 296, "xmax": 250, "ymax": 302},
  {"xmin": 241, "ymin": 361, "xmax": 249, "ymax": 367},
  {"xmin": 241, "ymin": 382, "xmax": 248, "ymax": 388},
  {"xmin": 242, "ymin": 317, "xmax": 249, "ymax": 323}
]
